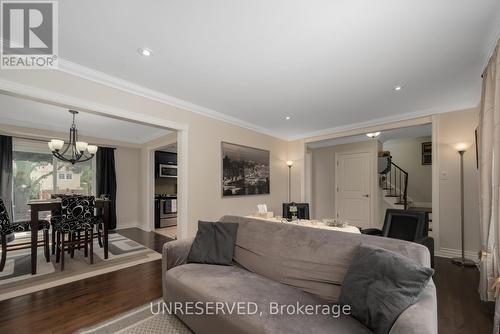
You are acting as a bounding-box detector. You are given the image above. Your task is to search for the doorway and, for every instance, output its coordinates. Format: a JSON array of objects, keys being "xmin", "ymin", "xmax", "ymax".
[{"xmin": 153, "ymin": 142, "xmax": 178, "ymax": 240}]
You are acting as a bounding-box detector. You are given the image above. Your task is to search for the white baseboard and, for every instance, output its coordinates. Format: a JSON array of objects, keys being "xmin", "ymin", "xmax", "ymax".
[{"xmin": 435, "ymin": 247, "xmax": 478, "ymax": 261}]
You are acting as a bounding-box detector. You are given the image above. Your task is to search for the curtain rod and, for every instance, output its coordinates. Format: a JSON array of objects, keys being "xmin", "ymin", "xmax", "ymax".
[{"xmin": 6, "ymin": 135, "xmax": 117, "ymax": 150}]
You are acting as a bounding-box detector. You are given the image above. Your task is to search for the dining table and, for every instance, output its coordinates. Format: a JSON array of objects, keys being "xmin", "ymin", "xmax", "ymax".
[
  {"xmin": 246, "ymin": 215, "xmax": 361, "ymax": 234},
  {"xmin": 27, "ymin": 198, "xmax": 110, "ymax": 275}
]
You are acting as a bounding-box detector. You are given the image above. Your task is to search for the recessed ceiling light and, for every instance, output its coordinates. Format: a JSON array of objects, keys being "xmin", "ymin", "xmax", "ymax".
[
  {"xmin": 393, "ymin": 85, "xmax": 403, "ymax": 91},
  {"xmin": 138, "ymin": 48, "xmax": 153, "ymax": 57},
  {"xmin": 285, "ymin": 116, "xmax": 291, "ymax": 120},
  {"xmin": 366, "ymin": 132, "xmax": 381, "ymax": 138}
]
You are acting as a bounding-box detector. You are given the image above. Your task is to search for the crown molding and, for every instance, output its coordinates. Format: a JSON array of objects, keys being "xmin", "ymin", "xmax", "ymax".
[
  {"xmin": 0, "ymin": 58, "xmax": 480, "ymax": 143},
  {"xmin": 58, "ymin": 59, "xmax": 287, "ymax": 140},
  {"xmin": 0, "ymin": 77, "xmax": 189, "ymax": 133},
  {"xmin": 292, "ymin": 101, "xmax": 478, "ymax": 142}
]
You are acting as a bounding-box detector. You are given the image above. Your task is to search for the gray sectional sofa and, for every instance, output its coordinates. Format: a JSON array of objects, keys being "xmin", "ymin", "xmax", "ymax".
[{"xmin": 162, "ymin": 215, "xmax": 437, "ymax": 334}]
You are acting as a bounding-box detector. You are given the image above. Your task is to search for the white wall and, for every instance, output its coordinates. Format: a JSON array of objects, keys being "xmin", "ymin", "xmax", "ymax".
[
  {"xmin": 383, "ymin": 136, "xmax": 432, "ymax": 205},
  {"xmin": 309, "ymin": 140, "xmax": 379, "ymax": 224},
  {"xmin": 0, "ymin": 70, "xmax": 289, "ymax": 237}
]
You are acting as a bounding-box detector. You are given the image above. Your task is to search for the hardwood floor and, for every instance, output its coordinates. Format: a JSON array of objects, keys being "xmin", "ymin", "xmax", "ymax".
[
  {"xmin": 0, "ymin": 229, "xmax": 494, "ymax": 334},
  {"xmin": 0, "ymin": 228, "xmax": 171, "ymax": 334},
  {"xmin": 434, "ymin": 257, "xmax": 494, "ymax": 333}
]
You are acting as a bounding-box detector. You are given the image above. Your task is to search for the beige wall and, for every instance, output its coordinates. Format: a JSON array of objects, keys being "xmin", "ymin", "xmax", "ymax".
[
  {"xmin": 0, "ymin": 123, "xmax": 142, "ymax": 229},
  {"xmin": 436, "ymin": 108, "xmax": 480, "ymax": 253},
  {"xmin": 114, "ymin": 146, "xmax": 141, "ymax": 228},
  {"xmin": 383, "ymin": 136, "xmax": 432, "ymax": 204},
  {"xmin": 309, "ymin": 141, "xmax": 379, "ymax": 223},
  {"xmin": 0, "ymin": 70, "xmax": 289, "ymax": 237}
]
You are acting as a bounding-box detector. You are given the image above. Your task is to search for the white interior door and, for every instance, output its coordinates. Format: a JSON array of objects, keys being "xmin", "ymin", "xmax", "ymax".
[{"xmin": 335, "ymin": 152, "xmax": 372, "ymax": 228}]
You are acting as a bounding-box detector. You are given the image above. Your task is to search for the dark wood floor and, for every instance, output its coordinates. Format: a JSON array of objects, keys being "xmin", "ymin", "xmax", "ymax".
[
  {"xmin": 434, "ymin": 257, "xmax": 494, "ymax": 333},
  {"xmin": 0, "ymin": 229, "xmax": 494, "ymax": 334},
  {"xmin": 0, "ymin": 228, "xmax": 171, "ymax": 334}
]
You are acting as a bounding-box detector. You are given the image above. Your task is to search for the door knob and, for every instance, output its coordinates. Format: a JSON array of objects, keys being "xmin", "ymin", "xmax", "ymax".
[{"xmin": 363, "ymin": 194, "xmax": 370, "ymax": 197}]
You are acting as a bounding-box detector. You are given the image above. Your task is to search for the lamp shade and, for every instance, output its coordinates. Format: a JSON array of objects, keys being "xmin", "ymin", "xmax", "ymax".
[
  {"xmin": 50, "ymin": 139, "xmax": 64, "ymax": 150},
  {"xmin": 286, "ymin": 160, "xmax": 294, "ymax": 167},
  {"xmin": 76, "ymin": 141, "xmax": 88, "ymax": 152},
  {"xmin": 48, "ymin": 141, "xmax": 55, "ymax": 151},
  {"xmin": 453, "ymin": 142, "xmax": 471, "ymax": 152},
  {"xmin": 87, "ymin": 145, "xmax": 98, "ymax": 154}
]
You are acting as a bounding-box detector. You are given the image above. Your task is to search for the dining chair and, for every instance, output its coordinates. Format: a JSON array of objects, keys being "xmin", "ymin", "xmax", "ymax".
[
  {"xmin": 53, "ymin": 195, "xmax": 96, "ymax": 271},
  {"xmin": 0, "ymin": 197, "xmax": 50, "ymax": 272},
  {"xmin": 92, "ymin": 194, "xmax": 109, "ymax": 248},
  {"xmin": 50, "ymin": 194, "xmax": 76, "ymax": 255},
  {"xmin": 282, "ymin": 202, "xmax": 310, "ymax": 220},
  {"xmin": 361, "ymin": 208, "xmax": 434, "ymax": 268}
]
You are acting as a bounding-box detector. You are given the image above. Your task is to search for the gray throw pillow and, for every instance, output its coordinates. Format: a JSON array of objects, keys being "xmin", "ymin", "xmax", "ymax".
[
  {"xmin": 339, "ymin": 244, "xmax": 434, "ymax": 334},
  {"xmin": 187, "ymin": 221, "xmax": 239, "ymax": 265}
]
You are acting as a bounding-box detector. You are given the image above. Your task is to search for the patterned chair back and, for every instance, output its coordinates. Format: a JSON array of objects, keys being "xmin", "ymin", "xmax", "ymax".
[
  {"xmin": 0, "ymin": 198, "xmax": 11, "ymax": 233},
  {"xmin": 51, "ymin": 193, "xmax": 77, "ymax": 217},
  {"xmin": 61, "ymin": 196, "xmax": 96, "ymax": 221}
]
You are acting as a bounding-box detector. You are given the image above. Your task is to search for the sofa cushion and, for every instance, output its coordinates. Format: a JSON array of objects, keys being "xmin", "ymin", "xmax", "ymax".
[
  {"xmin": 187, "ymin": 221, "xmax": 239, "ymax": 265},
  {"xmin": 339, "ymin": 244, "xmax": 434, "ymax": 334},
  {"xmin": 219, "ymin": 215, "xmax": 432, "ymax": 302},
  {"xmin": 165, "ymin": 263, "xmax": 371, "ymax": 334}
]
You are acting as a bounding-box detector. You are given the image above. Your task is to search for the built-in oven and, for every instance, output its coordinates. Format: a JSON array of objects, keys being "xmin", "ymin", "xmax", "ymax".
[
  {"xmin": 155, "ymin": 194, "xmax": 177, "ymax": 228},
  {"xmin": 159, "ymin": 164, "xmax": 177, "ymax": 178}
]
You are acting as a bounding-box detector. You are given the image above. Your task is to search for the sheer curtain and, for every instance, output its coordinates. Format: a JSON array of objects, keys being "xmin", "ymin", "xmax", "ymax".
[{"xmin": 478, "ymin": 40, "xmax": 500, "ymax": 333}]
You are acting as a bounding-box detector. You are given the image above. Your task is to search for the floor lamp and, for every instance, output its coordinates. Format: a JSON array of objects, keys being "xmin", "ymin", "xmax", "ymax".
[
  {"xmin": 287, "ymin": 160, "xmax": 293, "ymax": 202},
  {"xmin": 451, "ymin": 143, "xmax": 476, "ymax": 267}
]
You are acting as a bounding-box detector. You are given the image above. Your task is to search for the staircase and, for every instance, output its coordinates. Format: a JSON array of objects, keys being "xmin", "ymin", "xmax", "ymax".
[{"xmin": 378, "ymin": 154, "xmax": 409, "ymax": 210}]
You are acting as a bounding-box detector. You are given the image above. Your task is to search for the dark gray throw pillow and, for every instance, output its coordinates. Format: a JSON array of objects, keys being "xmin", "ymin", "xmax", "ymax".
[
  {"xmin": 339, "ymin": 244, "xmax": 434, "ymax": 334},
  {"xmin": 187, "ymin": 221, "xmax": 239, "ymax": 265}
]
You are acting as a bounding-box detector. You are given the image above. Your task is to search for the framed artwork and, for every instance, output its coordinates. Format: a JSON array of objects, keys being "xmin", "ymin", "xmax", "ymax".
[
  {"xmin": 422, "ymin": 142, "xmax": 432, "ymax": 165},
  {"xmin": 221, "ymin": 142, "xmax": 270, "ymax": 197}
]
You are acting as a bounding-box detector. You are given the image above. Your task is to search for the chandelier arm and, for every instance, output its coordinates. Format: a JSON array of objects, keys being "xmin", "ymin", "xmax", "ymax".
[
  {"xmin": 74, "ymin": 148, "xmax": 85, "ymax": 161},
  {"xmin": 52, "ymin": 151, "xmax": 73, "ymax": 164},
  {"xmin": 51, "ymin": 110, "xmax": 96, "ymax": 165},
  {"xmin": 74, "ymin": 154, "xmax": 95, "ymax": 163}
]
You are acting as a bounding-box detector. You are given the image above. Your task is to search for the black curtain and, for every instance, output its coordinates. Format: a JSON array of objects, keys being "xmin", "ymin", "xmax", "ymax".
[
  {"xmin": 96, "ymin": 147, "xmax": 117, "ymax": 230},
  {"xmin": 0, "ymin": 135, "xmax": 13, "ymax": 221}
]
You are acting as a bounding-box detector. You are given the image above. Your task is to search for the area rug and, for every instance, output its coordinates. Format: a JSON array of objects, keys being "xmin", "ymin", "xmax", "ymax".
[
  {"xmin": 77, "ymin": 299, "xmax": 192, "ymax": 334},
  {"xmin": 0, "ymin": 232, "xmax": 162, "ymax": 301}
]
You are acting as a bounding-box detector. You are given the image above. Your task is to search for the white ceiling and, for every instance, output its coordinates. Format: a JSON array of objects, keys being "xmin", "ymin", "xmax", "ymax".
[
  {"xmin": 307, "ymin": 123, "xmax": 432, "ymax": 149},
  {"xmin": 58, "ymin": 1, "xmax": 500, "ymax": 139},
  {"xmin": 0, "ymin": 94, "xmax": 171, "ymax": 144}
]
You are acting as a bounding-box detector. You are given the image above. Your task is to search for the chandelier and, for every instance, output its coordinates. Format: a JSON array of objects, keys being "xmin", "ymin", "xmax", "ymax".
[{"xmin": 48, "ymin": 110, "xmax": 98, "ymax": 164}]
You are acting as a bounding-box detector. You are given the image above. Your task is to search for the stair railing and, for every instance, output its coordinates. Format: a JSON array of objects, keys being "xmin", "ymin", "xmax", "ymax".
[{"xmin": 382, "ymin": 157, "xmax": 409, "ymax": 210}]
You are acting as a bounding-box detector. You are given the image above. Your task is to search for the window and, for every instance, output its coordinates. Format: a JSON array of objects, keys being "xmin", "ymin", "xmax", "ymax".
[{"xmin": 12, "ymin": 139, "xmax": 96, "ymax": 222}]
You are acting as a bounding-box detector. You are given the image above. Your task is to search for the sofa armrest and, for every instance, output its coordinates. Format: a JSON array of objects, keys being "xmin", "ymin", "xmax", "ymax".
[
  {"xmin": 361, "ymin": 228, "xmax": 383, "ymax": 236},
  {"xmin": 162, "ymin": 238, "xmax": 194, "ymax": 298},
  {"xmin": 389, "ymin": 280, "xmax": 437, "ymax": 334},
  {"xmin": 162, "ymin": 238, "xmax": 194, "ymax": 271}
]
